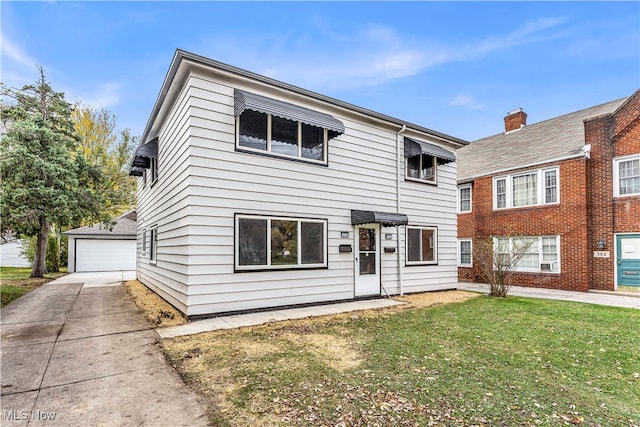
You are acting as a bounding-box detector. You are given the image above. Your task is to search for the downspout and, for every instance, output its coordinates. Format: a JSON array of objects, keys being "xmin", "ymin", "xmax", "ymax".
[{"xmin": 396, "ymin": 124, "xmax": 406, "ymax": 295}]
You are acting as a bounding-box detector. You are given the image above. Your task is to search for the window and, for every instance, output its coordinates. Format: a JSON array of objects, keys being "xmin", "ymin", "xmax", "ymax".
[
  {"xmin": 406, "ymin": 226, "xmax": 437, "ymax": 265},
  {"xmin": 235, "ymin": 215, "xmax": 327, "ymax": 270},
  {"xmin": 458, "ymin": 185, "xmax": 472, "ymax": 213},
  {"xmin": 149, "ymin": 226, "xmax": 158, "ymax": 264},
  {"xmin": 141, "ymin": 229, "xmax": 147, "ymax": 256},
  {"xmin": 458, "ymin": 239, "xmax": 472, "ymax": 267},
  {"xmin": 149, "ymin": 158, "xmax": 158, "ymax": 185},
  {"xmin": 406, "ymin": 154, "xmax": 437, "ymax": 184},
  {"xmin": 237, "ymin": 110, "xmax": 327, "ymax": 163},
  {"xmin": 493, "ymin": 235, "xmax": 560, "ymax": 273},
  {"xmin": 493, "ymin": 167, "xmax": 559, "ymax": 209},
  {"xmin": 614, "ymin": 156, "xmax": 640, "ymax": 197}
]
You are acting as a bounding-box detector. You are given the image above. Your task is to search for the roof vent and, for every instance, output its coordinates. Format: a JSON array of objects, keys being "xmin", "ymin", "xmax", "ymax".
[{"xmin": 504, "ymin": 108, "xmax": 527, "ymax": 133}]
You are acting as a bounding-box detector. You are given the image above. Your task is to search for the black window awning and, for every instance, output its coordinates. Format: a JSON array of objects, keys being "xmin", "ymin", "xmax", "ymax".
[
  {"xmin": 234, "ymin": 89, "xmax": 345, "ymax": 137},
  {"xmin": 404, "ymin": 137, "xmax": 456, "ymax": 164},
  {"xmin": 351, "ymin": 210, "xmax": 409, "ymax": 227},
  {"xmin": 135, "ymin": 137, "xmax": 158, "ymax": 159},
  {"xmin": 129, "ymin": 137, "xmax": 158, "ymax": 176}
]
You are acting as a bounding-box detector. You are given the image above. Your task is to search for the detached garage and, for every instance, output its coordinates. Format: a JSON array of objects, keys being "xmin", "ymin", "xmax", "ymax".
[{"xmin": 63, "ymin": 210, "xmax": 137, "ymax": 272}]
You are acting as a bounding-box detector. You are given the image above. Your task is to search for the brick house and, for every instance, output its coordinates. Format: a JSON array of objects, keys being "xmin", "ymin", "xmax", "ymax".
[{"xmin": 457, "ymin": 89, "xmax": 640, "ymax": 291}]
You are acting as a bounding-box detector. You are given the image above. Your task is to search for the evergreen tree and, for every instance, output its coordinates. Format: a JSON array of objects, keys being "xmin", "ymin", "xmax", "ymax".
[{"xmin": 1, "ymin": 68, "xmax": 106, "ymax": 277}]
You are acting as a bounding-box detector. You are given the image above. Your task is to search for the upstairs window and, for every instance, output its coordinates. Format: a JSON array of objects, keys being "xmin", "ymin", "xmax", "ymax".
[
  {"xmin": 458, "ymin": 185, "xmax": 472, "ymax": 213},
  {"xmin": 234, "ymin": 89, "xmax": 345, "ymax": 165},
  {"xmin": 493, "ymin": 167, "xmax": 559, "ymax": 210},
  {"xmin": 237, "ymin": 110, "xmax": 327, "ymax": 163},
  {"xmin": 614, "ymin": 156, "xmax": 640, "ymax": 197},
  {"xmin": 406, "ymin": 154, "xmax": 437, "ymax": 184}
]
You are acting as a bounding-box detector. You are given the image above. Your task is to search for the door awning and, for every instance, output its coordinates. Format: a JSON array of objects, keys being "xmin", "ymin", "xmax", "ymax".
[
  {"xmin": 404, "ymin": 137, "xmax": 456, "ymax": 164},
  {"xmin": 234, "ymin": 89, "xmax": 345, "ymax": 137},
  {"xmin": 351, "ymin": 210, "xmax": 409, "ymax": 227}
]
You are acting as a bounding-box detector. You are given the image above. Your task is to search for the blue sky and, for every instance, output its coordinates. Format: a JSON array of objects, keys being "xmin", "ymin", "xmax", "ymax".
[{"xmin": 2, "ymin": 1, "xmax": 638, "ymax": 142}]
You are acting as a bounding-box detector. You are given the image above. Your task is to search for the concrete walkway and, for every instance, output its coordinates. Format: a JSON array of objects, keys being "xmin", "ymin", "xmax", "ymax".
[
  {"xmin": 0, "ymin": 272, "xmax": 208, "ymax": 426},
  {"xmin": 457, "ymin": 282, "xmax": 640, "ymax": 309}
]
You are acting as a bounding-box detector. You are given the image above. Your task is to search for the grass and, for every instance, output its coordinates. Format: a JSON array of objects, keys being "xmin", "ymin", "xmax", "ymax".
[
  {"xmin": 0, "ymin": 266, "xmax": 67, "ymax": 307},
  {"xmin": 162, "ymin": 295, "xmax": 640, "ymax": 427}
]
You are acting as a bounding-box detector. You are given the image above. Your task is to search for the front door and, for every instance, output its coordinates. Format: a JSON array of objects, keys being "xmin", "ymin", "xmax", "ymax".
[
  {"xmin": 617, "ymin": 234, "xmax": 640, "ymax": 287},
  {"xmin": 354, "ymin": 225, "xmax": 381, "ymax": 297}
]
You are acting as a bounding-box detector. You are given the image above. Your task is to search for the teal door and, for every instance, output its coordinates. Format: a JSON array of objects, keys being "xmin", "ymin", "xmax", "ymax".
[{"xmin": 617, "ymin": 235, "xmax": 640, "ymax": 287}]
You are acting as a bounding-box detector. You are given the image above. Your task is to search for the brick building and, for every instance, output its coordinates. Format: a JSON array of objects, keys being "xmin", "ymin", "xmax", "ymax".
[{"xmin": 457, "ymin": 90, "xmax": 640, "ymax": 291}]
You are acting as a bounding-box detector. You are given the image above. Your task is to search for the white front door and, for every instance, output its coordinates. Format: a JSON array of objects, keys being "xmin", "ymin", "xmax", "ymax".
[{"xmin": 354, "ymin": 225, "xmax": 381, "ymax": 297}]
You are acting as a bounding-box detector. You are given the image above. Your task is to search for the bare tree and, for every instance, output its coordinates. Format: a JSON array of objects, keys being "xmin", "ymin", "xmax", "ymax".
[{"xmin": 474, "ymin": 236, "xmax": 536, "ymax": 297}]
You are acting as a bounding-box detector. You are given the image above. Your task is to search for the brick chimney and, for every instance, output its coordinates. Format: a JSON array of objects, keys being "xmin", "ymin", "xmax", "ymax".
[{"xmin": 504, "ymin": 108, "xmax": 527, "ymax": 133}]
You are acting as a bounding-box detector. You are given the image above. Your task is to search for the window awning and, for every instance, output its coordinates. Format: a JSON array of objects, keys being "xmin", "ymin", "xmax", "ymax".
[
  {"xmin": 135, "ymin": 137, "xmax": 158, "ymax": 159},
  {"xmin": 351, "ymin": 210, "xmax": 409, "ymax": 227},
  {"xmin": 404, "ymin": 137, "xmax": 456, "ymax": 164},
  {"xmin": 234, "ymin": 89, "xmax": 345, "ymax": 137},
  {"xmin": 129, "ymin": 137, "xmax": 158, "ymax": 176}
]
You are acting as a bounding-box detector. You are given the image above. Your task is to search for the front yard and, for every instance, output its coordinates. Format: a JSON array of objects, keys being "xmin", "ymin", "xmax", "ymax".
[
  {"xmin": 162, "ymin": 294, "xmax": 640, "ymax": 426},
  {"xmin": 0, "ymin": 266, "xmax": 67, "ymax": 307}
]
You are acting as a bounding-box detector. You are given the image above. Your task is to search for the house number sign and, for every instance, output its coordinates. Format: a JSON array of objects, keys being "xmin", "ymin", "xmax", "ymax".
[{"xmin": 593, "ymin": 251, "xmax": 610, "ymax": 258}]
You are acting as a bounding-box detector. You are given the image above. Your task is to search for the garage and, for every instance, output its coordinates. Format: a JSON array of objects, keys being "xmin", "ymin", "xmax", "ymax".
[
  {"xmin": 63, "ymin": 210, "xmax": 137, "ymax": 272},
  {"xmin": 75, "ymin": 239, "xmax": 136, "ymax": 272}
]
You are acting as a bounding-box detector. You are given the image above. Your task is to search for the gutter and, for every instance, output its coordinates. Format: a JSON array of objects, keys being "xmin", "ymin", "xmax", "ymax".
[{"xmin": 396, "ymin": 124, "xmax": 407, "ymax": 296}]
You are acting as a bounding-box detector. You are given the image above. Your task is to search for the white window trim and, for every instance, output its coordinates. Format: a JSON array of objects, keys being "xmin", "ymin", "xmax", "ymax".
[
  {"xmin": 141, "ymin": 228, "xmax": 147, "ymax": 256},
  {"xmin": 149, "ymin": 226, "xmax": 158, "ymax": 265},
  {"xmin": 149, "ymin": 158, "xmax": 158, "ymax": 187},
  {"xmin": 235, "ymin": 113, "xmax": 329, "ymax": 165},
  {"xmin": 405, "ymin": 155, "xmax": 438, "ymax": 185},
  {"xmin": 406, "ymin": 226, "xmax": 438, "ymax": 266},
  {"xmin": 235, "ymin": 214, "xmax": 328, "ymax": 271},
  {"xmin": 458, "ymin": 184, "xmax": 472, "ymax": 213},
  {"xmin": 458, "ymin": 238, "xmax": 473, "ymax": 267},
  {"xmin": 493, "ymin": 167, "xmax": 560, "ymax": 210},
  {"xmin": 493, "ymin": 235, "xmax": 560, "ymax": 274},
  {"xmin": 613, "ymin": 154, "xmax": 640, "ymax": 198}
]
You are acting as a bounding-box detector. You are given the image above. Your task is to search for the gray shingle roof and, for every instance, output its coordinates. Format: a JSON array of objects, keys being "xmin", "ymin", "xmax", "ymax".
[
  {"xmin": 63, "ymin": 210, "xmax": 137, "ymax": 236},
  {"xmin": 457, "ymin": 98, "xmax": 628, "ymax": 182}
]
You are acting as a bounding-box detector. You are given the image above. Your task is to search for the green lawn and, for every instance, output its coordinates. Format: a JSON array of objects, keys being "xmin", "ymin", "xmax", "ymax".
[
  {"xmin": 0, "ymin": 266, "xmax": 67, "ymax": 307},
  {"xmin": 163, "ymin": 295, "xmax": 640, "ymax": 426}
]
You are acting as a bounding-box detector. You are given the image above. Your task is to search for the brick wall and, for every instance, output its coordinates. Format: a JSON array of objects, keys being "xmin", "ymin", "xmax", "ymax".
[
  {"xmin": 457, "ymin": 158, "xmax": 590, "ymax": 291},
  {"xmin": 586, "ymin": 90, "xmax": 640, "ymax": 290}
]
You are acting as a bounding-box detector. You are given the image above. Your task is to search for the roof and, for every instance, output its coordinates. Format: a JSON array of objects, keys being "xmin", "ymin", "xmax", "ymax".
[
  {"xmin": 457, "ymin": 97, "xmax": 628, "ymax": 182},
  {"xmin": 132, "ymin": 49, "xmax": 469, "ymax": 169},
  {"xmin": 63, "ymin": 210, "xmax": 137, "ymax": 237}
]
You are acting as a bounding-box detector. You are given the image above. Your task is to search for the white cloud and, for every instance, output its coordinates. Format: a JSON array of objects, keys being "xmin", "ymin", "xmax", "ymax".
[
  {"xmin": 202, "ymin": 15, "xmax": 568, "ymax": 92},
  {"xmin": 1, "ymin": 34, "xmax": 37, "ymax": 68},
  {"xmin": 448, "ymin": 94, "xmax": 487, "ymax": 110},
  {"xmin": 67, "ymin": 82, "xmax": 122, "ymax": 109}
]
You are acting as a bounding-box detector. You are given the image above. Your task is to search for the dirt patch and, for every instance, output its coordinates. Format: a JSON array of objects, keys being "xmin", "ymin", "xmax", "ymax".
[
  {"xmin": 282, "ymin": 332, "xmax": 363, "ymax": 372},
  {"xmin": 124, "ymin": 280, "xmax": 186, "ymax": 328},
  {"xmin": 393, "ymin": 289, "xmax": 479, "ymax": 308}
]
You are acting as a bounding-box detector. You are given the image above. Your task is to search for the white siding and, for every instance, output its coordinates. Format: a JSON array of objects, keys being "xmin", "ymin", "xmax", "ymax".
[{"xmin": 137, "ymin": 68, "xmax": 461, "ymax": 317}]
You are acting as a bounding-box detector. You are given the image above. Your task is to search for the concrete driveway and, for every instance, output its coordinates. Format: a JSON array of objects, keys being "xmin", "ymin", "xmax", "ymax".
[{"xmin": 0, "ymin": 272, "xmax": 208, "ymax": 426}]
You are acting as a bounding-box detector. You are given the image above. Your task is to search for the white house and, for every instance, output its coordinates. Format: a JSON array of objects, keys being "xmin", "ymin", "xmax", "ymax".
[{"xmin": 130, "ymin": 50, "xmax": 468, "ymax": 319}]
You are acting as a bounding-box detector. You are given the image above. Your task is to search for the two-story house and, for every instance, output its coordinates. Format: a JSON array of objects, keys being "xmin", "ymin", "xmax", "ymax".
[
  {"xmin": 457, "ymin": 89, "xmax": 640, "ymax": 292},
  {"xmin": 129, "ymin": 50, "xmax": 468, "ymax": 319}
]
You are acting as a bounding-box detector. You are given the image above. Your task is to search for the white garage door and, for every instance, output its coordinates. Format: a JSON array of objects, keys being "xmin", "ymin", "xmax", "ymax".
[{"xmin": 76, "ymin": 239, "xmax": 136, "ymax": 272}]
